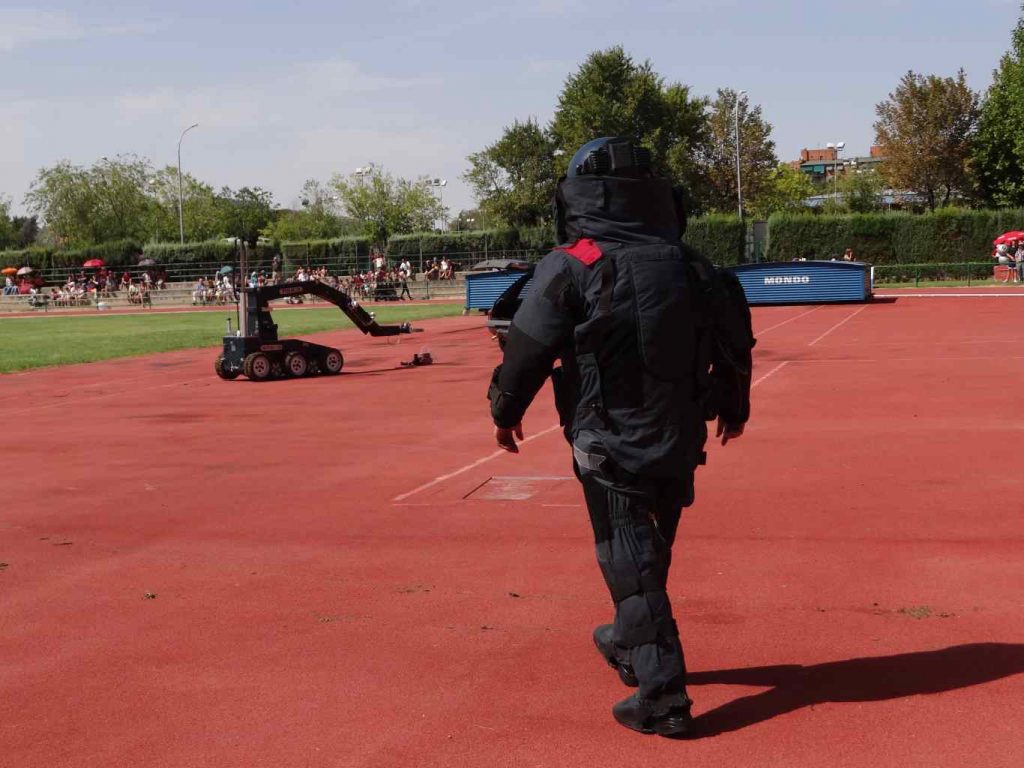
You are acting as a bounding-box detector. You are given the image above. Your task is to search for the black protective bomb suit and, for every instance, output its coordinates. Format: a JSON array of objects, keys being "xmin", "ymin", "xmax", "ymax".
[{"xmin": 489, "ymin": 148, "xmax": 755, "ymax": 729}]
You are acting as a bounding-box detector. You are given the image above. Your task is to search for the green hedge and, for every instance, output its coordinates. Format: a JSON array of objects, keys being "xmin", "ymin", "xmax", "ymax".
[
  {"xmin": 142, "ymin": 240, "xmax": 238, "ymax": 265},
  {"xmin": 766, "ymin": 209, "xmax": 1024, "ymax": 264},
  {"xmin": 280, "ymin": 236, "xmax": 370, "ymax": 261},
  {"xmin": 517, "ymin": 225, "xmax": 557, "ymax": 253},
  {"xmin": 0, "ymin": 240, "xmax": 143, "ymax": 271},
  {"xmin": 387, "ymin": 228, "xmax": 523, "ymax": 259},
  {"xmin": 683, "ymin": 214, "xmax": 745, "ymax": 265}
]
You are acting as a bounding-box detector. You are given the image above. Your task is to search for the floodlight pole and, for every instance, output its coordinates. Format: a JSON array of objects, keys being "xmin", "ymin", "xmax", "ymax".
[
  {"xmin": 827, "ymin": 141, "xmax": 845, "ymax": 204},
  {"xmin": 177, "ymin": 123, "xmax": 199, "ymax": 244}
]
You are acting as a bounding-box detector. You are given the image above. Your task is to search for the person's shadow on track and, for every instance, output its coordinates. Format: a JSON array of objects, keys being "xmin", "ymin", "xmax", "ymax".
[{"xmin": 690, "ymin": 643, "xmax": 1024, "ymax": 738}]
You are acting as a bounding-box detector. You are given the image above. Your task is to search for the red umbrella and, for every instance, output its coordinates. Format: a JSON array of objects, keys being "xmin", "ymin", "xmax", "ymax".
[
  {"xmin": 1, "ymin": 267, "xmax": 17, "ymax": 276},
  {"xmin": 994, "ymin": 231, "xmax": 1024, "ymax": 245},
  {"xmin": 83, "ymin": 258, "xmax": 105, "ymax": 268}
]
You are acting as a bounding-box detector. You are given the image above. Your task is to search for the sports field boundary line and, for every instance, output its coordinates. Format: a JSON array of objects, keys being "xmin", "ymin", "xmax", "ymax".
[
  {"xmin": 392, "ymin": 424, "xmax": 562, "ymax": 502},
  {"xmin": 874, "ymin": 292, "xmax": 1024, "ymax": 298},
  {"xmin": 751, "ymin": 361, "xmax": 790, "ymax": 389},
  {"xmin": 808, "ymin": 305, "xmax": 869, "ymax": 347},
  {"xmin": 755, "ymin": 306, "xmax": 822, "ymax": 336}
]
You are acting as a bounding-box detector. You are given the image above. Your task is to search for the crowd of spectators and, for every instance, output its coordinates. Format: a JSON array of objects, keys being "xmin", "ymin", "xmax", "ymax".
[
  {"xmin": 2, "ymin": 251, "xmax": 466, "ymax": 309},
  {"xmin": 192, "ymin": 274, "xmax": 237, "ymax": 305},
  {"xmin": 993, "ymin": 239, "xmax": 1024, "ymax": 283},
  {"xmin": 2, "ymin": 267, "xmax": 168, "ymax": 308}
]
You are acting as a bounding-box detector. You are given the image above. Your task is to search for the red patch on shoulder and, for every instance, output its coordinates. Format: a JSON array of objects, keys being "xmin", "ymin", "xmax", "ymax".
[{"xmin": 558, "ymin": 238, "xmax": 603, "ymax": 266}]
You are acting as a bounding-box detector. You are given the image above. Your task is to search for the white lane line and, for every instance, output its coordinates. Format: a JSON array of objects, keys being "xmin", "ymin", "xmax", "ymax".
[
  {"xmin": 755, "ymin": 306, "xmax": 822, "ymax": 336},
  {"xmin": 875, "ymin": 293, "xmax": 1024, "ymax": 298},
  {"xmin": 807, "ymin": 305, "xmax": 869, "ymax": 347},
  {"xmin": 750, "ymin": 361, "xmax": 789, "ymax": 389},
  {"xmin": 391, "ymin": 424, "xmax": 563, "ymax": 502}
]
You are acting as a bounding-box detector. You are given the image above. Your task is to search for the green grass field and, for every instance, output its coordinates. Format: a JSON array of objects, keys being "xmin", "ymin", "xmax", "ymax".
[{"xmin": 0, "ymin": 303, "xmax": 465, "ymax": 373}]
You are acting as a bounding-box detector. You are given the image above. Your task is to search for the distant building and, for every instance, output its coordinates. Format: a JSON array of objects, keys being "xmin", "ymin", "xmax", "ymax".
[{"xmin": 790, "ymin": 146, "xmax": 885, "ymax": 182}]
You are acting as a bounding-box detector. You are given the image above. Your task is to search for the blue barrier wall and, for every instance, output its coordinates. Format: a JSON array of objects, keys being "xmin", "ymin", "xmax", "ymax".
[
  {"xmin": 729, "ymin": 261, "xmax": 872, "ymax": 305},
  {"xmin": 465, "ymin": 270, "xmax": 533, "ymax": 310}
]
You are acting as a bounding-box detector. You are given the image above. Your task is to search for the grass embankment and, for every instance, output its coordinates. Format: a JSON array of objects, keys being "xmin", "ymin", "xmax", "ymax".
[{"xmin": 0, "ymin": 303, "xmax": 464, "ymax": 373}]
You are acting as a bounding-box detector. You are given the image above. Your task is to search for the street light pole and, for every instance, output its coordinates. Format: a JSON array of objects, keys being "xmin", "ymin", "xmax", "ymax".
[
  {"xmin": 734, "ymin": 90, "xmax": 747, "ymax": 220},
  {"xmin": 177, "ymin": 123, "xmax": 199, "ymax": 244},
  {"xmin": 426, "ymin": 178, "xmax": 447, "ymax": 231},
  {"xmin": 826, "ymin": 141, "xmax": 845, "ymax": 204}
]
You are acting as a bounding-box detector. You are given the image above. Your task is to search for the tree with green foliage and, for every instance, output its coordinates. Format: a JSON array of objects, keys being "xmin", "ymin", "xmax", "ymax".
[
  {"xmin": 464, "ymin": 119, "xmax": 557, "ymax": 227},
  {"xmin": 874, "ymin": 70, "xmax": 979, "ymax": 210},
  {"xmin": 550, "ymin": 46, "xmax": 708, "ymax": 197},
  {"xmin": 263, "ymin": 179, "xmax": 358, "ymax": 242},
  {"xmin": 837, "ymin": 167, "xmax": 887, "ymax": 213},
  {"xmin": 0, "ymin": 196, "xmax": 17, "ymax": 249},
  {"xmin": 146, "ymin": 166, "xmax": 224, "ymax": 242},
  {"xmin": 465, "ymin": 47, "xmax": 710, "ymax": 225},
  {"xmin": 215, "ymin": 187, "xmax": 275, "ymax": 245},
  {"xmin": 698, "ymin": 89, "xmax": 778, "ymax": 215},
  {"xmin": 973, "ymin": 12, "xmax": 1024, "ymax": 207},
  {"xmin": 746, "ymin": 164, "xmax": 815, "ymax": 218},
  {"xmin": 11, "ymin": 215, "xmax": 39, "ymax": 248},
  {"xmin": 25, "ymin": 155, "xmax": 157, "ymax": 246},
  {"xmin": 330, "ymin": 166, "xmax": 444, "ymax": 246}
]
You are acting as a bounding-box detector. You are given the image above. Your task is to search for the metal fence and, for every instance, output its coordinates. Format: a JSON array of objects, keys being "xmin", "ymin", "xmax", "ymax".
[
  {"xmin": 21, "ymin": 248, "xmax": 542, "ymax": 288},
  {"xmin": 871, "ymin": 262, "xmax": 1018, "ymax": 285}
]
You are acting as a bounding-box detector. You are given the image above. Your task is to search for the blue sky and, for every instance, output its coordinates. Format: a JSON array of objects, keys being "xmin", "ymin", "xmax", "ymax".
[{"xmin": 2, "ymin": 1, "xmax": 1021, "ymax": 218}]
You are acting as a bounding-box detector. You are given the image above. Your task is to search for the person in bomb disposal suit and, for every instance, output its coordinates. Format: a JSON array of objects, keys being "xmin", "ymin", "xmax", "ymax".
[{"xmin": 488, "ymin": 137, "xmax": 755, "ymax": 737}]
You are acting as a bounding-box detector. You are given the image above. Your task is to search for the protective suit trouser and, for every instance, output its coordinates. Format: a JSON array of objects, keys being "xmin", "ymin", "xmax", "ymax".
[{"xmin": 581, "ymin": 474, "xmax": 689, "ymax": 704}]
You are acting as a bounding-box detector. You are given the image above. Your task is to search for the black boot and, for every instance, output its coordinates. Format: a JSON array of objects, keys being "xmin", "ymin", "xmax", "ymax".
[
  {"xmin": 612, "ymin": 693, "xmax": 694, "ymax": 738},
  {"xmin": 593, "ymin": 624, "xmax": 638, "ymax": 687}
]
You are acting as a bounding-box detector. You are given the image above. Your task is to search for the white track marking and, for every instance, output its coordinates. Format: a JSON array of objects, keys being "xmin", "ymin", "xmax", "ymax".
[
  {"xmin": 874, "ymin": 293, "xmax": 1024, "ymax": 298},
  {"xmin": 807, "ymin": 305, "xmax": 869, "ymax": 347},
  {"xmin": 755, "ymin": 306, "xmax": 822, "ymax": 336},
  {"xmin": 750, "ymin": 361, "xmax": 789, "ymax": 389},
  {"xmin": 392, "ymin": 424, "xmax": 563, "ymax": 502}
]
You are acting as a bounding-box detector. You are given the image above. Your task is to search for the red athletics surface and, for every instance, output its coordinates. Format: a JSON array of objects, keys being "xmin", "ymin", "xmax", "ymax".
[{"xmin": 2, "ymin": 299, "xmax": 1023, "ymax": 767}]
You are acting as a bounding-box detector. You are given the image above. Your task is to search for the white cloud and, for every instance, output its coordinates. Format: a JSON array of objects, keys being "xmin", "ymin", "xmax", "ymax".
[{"xmin": 0, "ymin": 8, "xmax": 146, "ymax": 53}]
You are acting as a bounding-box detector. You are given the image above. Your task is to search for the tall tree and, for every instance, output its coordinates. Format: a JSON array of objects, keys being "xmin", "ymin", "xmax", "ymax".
[
  {"xmin": 874, "ymin": 70, "xmax": 979, "ymax": 210},
  {"xmin": 12, "ymin": 215, "xmax": 40, "ymax": 248},
  {"xmin": 464, "ymin": 119, "xmax": 557, "ymax": 227},
  {"xmin": 0, "ymin": 196, "xmax": 17, "ymax": 249},
  {"xmin": 746, "ymin": 164, "xmax": 815, "ymax": 218},
  {"xmin": 837, "ymin": 167, "xmax": 886, "ymax": 213},
  {"xmin": 25, "ymin": 155, "xmax": 157, "ymax": 246},
  {"xmin": 216, "ymin": 187, "xmax": 276, "ymax": 245},
  {"xmin": 973, "ymin": 13, "xmax": 1024, "ymax": 207},
  {"xmin": 146, "ymin": 166, "xmax": 224, "ymax": 242},
  {"xmin": 330, "ymin": 166, "xmax": 444, "ymax": 245},
  {"xmin": 699, "ymin": 89, "xmax": 778, "ymax": 215},
  {"xmin": 550, "ymin": 47, "xmax": 708, "ymax": 195},
  {"xmin": 263, "ymin": 179, "xmax": 357, "ymax": 242},
  {"xmin": 465, "ymin": 48, "xmax": 710, "ymax": 225}
]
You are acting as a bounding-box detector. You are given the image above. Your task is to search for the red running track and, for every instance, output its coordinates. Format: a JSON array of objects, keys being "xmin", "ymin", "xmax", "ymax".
[{"xmin": 1, "ymin": 298, "xmax": 1023, "ymax": 767}]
